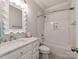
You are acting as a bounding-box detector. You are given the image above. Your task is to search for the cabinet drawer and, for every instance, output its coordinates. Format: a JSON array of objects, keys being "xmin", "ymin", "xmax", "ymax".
[
  {"xmin": 19, "ymin": 44, "xmax": 32, "ymax": 55},
  {"xmin": 20, "ymin": 51, "xmax": 32, "ymax": 59},
  {"xmin": 22, "ymin": 54, "xmax": 32, "ymax": 59}
]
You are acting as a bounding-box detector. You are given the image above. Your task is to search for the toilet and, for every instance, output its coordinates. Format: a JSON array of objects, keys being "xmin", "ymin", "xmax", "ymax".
[{"xmin": 39, "ymin": 45, "xmax": 50, "ymax": 59}]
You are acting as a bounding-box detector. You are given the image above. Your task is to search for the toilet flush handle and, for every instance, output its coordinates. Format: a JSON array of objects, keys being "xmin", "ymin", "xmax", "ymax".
[{"xmin": 71, "ymin": 48, "xmax": 78, "ymax": 53}]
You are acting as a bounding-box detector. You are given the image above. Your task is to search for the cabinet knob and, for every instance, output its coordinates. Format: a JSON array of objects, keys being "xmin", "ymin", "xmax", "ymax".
[{"xmin": 20, "ymin": 52, "xmax": 23, "ymax": 55}]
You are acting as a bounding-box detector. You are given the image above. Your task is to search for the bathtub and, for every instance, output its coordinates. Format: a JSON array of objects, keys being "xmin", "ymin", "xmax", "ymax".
[
  {"xmin": 53, "ymin": 50, "xmax": 77, "ymax": 59},
  {"xmin": 44, "ymin": 43, "xmax": 77, "ymax": 59},
  {"xmin": 50, "ymin": 46, "xmax": 77, "ymax": 59}
]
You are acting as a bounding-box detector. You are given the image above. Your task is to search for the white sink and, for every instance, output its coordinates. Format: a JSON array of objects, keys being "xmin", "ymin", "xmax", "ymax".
[
  {"xmin": 0, "ymin": 37, "xmax": 36, "ymax": 48},
  {"xmin": 0, "ymin": 39, "xmax": 26, "ymax": 48}
]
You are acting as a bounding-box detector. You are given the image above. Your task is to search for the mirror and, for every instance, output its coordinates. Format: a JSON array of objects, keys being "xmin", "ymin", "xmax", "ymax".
[
  {"xmin": 2, "ymin": 1, "xmax": 27, "ymax": 34},
  {"xmin": 9, "ymin": 5, "xmax": 22, "ymax": 29}
]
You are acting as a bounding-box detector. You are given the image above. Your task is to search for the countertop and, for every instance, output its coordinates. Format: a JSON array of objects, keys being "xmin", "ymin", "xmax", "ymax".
[{"xmin": 0, "ymin": 37, "xmax": 38, "ymax": 57}]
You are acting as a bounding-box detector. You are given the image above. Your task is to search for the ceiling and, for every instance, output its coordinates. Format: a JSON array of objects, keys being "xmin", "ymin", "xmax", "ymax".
[{"xmin": 33, "ymin": 0, "xmax": 70, "ymax": 10}]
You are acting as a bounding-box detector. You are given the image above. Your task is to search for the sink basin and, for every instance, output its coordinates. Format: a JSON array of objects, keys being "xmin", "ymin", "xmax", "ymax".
[
  {"xmin": 0, "ymin": 37, "xmax": 34, "ymax": 48},
  {"xmin": 0, "ymin": 39, "xmax": 26, "ymax": 48}
]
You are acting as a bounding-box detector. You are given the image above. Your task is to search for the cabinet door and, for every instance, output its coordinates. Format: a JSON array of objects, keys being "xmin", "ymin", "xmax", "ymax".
[
  {"xmin": 33, "ymin": 41, "xmax": 39, "ymax": 54},
  {"xmin": 20, "ymin": 51, "xmax": 32, "ymax": 59},
  {"xmin": 33, "ymin": 51, "xmax": 39, "ymax": 59},
  {"xmin": 1, "ymin": 50, "xmax": 21, "ymax": 59}
]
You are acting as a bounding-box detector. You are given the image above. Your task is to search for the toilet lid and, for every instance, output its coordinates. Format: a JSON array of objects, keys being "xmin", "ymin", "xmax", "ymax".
[{"xmin": 39, "ymin": 45, "xmax": 50, "ymax": 51}]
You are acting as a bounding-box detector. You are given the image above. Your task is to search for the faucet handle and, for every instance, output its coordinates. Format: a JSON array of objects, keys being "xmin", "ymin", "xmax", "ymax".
[
  {"xmin": 0, "ymin": 40, "xmax": 2, "ymax": 44},
  {"xmin": 3, "ymin": 39, "xmax": 7, "ymax": 42}
]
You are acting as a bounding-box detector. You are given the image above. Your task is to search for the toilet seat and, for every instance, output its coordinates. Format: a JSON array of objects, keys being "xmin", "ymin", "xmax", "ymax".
[{"xmin": 39, "ymin": 45, "xmax": 50, "ymax": 54}]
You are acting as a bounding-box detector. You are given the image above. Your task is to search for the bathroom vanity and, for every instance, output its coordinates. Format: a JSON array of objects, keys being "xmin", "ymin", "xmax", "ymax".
[
  {"xmin": 0, "ymin": 1, "xmax": 39, "ymax": 59},
  {"xmin": 0, "ymin": 37, "xmax": 39, "ymax": 59}
]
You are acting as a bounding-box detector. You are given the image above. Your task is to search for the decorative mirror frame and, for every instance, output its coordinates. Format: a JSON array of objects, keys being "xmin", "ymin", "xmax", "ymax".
[{"xmin": 3, "ymin": 0, "xmax": 28, "ymax": 34}]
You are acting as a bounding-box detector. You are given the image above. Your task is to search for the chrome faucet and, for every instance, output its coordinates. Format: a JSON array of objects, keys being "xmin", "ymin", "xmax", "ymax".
[
  {"xmin": 9, "ymin": 32, "xmax": 16, "ymax": 41},
  {"xmin": 9, "ymin": 35, "xmax": 16, "ymax": 41}
]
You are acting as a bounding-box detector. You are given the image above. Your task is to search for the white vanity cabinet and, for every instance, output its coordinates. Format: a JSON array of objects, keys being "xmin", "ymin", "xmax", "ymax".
[
  {"xmin": 32, "ymin": 40, "xmax": 40, "ymax": 59},
  {"xmin": 0, "ymin": 39, "xmax": 39, "ymax": 59},
  {"xmin": 1, "ymin": 43, "xmax": 33, "ymax": 59}
]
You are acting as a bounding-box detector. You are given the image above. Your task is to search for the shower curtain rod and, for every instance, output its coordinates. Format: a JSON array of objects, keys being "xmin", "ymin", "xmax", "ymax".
[
  {"xmin": 47, "ymin": 7, "xmax": 74, "ymax": 13},
  {"xmin": 37, "ymin": 8, "xmax": 74, "ymax": 17}
]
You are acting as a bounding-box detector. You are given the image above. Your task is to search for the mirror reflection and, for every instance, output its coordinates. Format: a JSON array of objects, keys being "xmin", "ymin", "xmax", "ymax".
[{"xmin": 9, "ymin": 5, "xmax": 22, "ymax": 29}]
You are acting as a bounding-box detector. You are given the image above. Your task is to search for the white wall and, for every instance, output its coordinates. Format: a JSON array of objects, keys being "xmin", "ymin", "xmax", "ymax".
[
  {"xmin": 36, "ymin": 16, "xmax": 45, "ymax": 38},
  {"xmin": 44, "ymin": 10, "xmax": 73, "ymax": 49},
  {"xmin": 25, "ymin": 0, "xmax": 44, "ymax": 37}
]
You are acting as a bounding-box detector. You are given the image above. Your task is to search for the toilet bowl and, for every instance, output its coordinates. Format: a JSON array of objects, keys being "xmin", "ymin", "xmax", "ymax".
[{"xmin": 39, "ymin": 45, "xmax": 50, "ymax": 59}]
